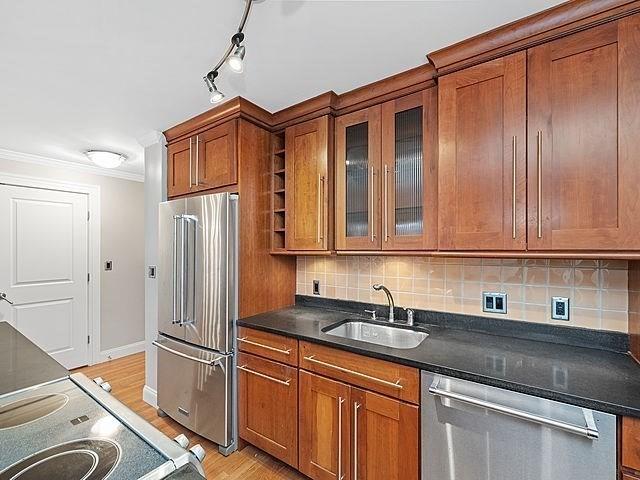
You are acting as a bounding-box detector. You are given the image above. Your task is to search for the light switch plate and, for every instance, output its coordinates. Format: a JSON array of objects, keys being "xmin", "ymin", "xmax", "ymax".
[
  {"xmin": 551, "ymin": 297, "xmax": 570, "ymax": 320},
  {"xmin": 482, "ymin": 292, "xmax": 507, "ymax": 314}
]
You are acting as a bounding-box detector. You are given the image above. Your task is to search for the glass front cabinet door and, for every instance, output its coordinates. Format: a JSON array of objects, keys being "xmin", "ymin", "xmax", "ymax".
[
  {"xmin": 335, "ymin": 106, "xmax": 382, "ymax": 250},
  {"xmin": 335, "ymin": 89, "xmax": 437, "ymax": 251}
]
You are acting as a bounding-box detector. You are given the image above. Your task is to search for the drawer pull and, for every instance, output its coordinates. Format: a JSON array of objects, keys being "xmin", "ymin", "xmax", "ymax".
[
  {"xmin": 237, "ymin": 365, "xmax": 291, "ymax": 386},
  {"xmin": 238, "ymin": 337, "xmax": 292, "ymax": 355},
  {"xmin": 303, "ymin": 355, "xmax": 403, "ymax": 390}
]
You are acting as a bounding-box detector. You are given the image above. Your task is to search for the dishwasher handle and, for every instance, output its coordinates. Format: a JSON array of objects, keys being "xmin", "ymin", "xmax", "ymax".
[{"xmin": 429, "ymin": 378, "xmax": 599, "ymax": 440}]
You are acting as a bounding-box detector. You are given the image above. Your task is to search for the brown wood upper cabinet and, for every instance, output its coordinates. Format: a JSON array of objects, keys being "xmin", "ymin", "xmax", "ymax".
[
  {"xmin": 285, "ymin": 116, "xmax": 333, "ymax": 251},
  {"xmin": 194, "ymin": 120, "xmax": 237, "ymax": 191},
  {"xmin": 167, "ymin": 137, "xmax": 193, "ymax": 198},
  {"xmin": 335, "ymin": 90, "xmax": 437, "ymax": 251},
  {"xmin": 527, "ymin": 16, "xmax": 640, "ymax": 250},
  {"xmin": 167, "ymin": 120, "xmax": 238, "ymax": 198},
  {"xmin": 438, "ymin": 52, "xmax": 527, "ymax": 251}
]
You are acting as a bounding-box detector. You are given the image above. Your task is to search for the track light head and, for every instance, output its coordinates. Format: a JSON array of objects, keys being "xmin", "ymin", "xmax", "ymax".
[{"xmin": 228, "ymin": 45, "xmax": 245, "ymax": 73}]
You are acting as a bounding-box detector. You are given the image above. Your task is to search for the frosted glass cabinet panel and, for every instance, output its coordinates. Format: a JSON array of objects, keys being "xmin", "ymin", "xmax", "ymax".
[
  {"xmin": 382, "ymin": 89, "xmax": 438, "ymax": 250},
  {"xmin": 335, "ymin": 106, "xmax": 382, "ymax": 250},
  {"xmin": 345, "ymin": 122, "xmax": 369, "ymax": 238}
]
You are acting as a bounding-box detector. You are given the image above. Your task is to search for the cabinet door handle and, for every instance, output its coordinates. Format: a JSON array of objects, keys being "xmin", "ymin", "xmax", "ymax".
[
  {"xmin": 512, "ymin": 135, "xmax": 517, "ymax": 240},
  {"xmin": 194, "ymin": 134, "xmax": 200, "ymax": 186},
  {"xmin": 237, "ymin": 365, "xmax": 291, "ymax": 386},
  {"xmin": 537, "ymin": 130, "xmax": 543, "ymax": 239},
  {"xmin": 383, "ymin": 165, "xmax": 389, "ymax": 242},
  {"xmin": 370, "ymin": 166, "xmax": 375, "ymax": 243},
  {"xmin": 303, "ymin": 355, "xmax": 403, "ymax": 389},
  {"xmin": 353, "ymin": 401, "xmax": 361, "ymax": 480},
  {"xmin": 238, "ymin": 337, "xmax": 292, "ymax": 355},
  {"xmin": 189, "ymin": 137, "xmax": 193, "ymax": 187},
  {"xmin": 317, "ymin": 175, "xmax": 324, "ymax": 244},
  {"xmin": 338, "ymin": 396, "xmax": 345, "ymax": 480}
]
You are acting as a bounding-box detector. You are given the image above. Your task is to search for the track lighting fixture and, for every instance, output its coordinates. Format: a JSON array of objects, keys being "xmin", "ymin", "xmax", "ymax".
[
  {"xmin": 201, "ymin": 0, "xmax": 254, "ymax": 104},
  {"xmin": 204, "ymin": 71, "xmax": 225, "ymax": 104},
  {"xmin": 227, "ymin": 33, "xmax": 246, "ymax": 73}
]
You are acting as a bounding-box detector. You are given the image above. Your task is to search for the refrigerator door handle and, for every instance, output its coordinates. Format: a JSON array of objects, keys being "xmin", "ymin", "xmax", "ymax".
[
  {"xmin": 172, "ymin": 215, "xmax": 182, "ymax": 324},
  {"xmin": 182, "ymin": 215, "xmax": 197, "ymax": 326},
  {"xmin": 153, "ymin": 340, "xmax": 226, "ymax": 367}
]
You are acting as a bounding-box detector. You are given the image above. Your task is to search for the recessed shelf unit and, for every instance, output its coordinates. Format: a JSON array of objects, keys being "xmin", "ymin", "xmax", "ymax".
[{"xmin": 271, "ymin": 130, "xmax": 287, "ymax": 252}]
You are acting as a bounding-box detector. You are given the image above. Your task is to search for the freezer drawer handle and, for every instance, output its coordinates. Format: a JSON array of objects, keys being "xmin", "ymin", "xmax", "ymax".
[
  {"xmin": 303, "ymin": 355, "xmax": 403, "ymax": 390},
  {"xmin": 237, "ymin": 337, "xmax": 291, "ymax": 355},
  {"xmin": 237, "ymin": 365, "xmax": 291, "ymax": 386},
  {"xmin": 428, "ymin": 378, "xmax": 599, "ymax": 440},
  {"xmin": 153, "ymin": 341, "xmax": 224, "ymax": 367}
]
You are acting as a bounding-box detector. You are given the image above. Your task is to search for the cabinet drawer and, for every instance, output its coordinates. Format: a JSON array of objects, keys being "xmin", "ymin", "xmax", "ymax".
[
  {"xmin": 299, "ymin": 341, "xmax": 419, "ymax": 404},
  {"xmin": 623, "ymin": 416, "xmax": 640, "ymax": 471},
  {"xmin": 238, "ymin": 327, "xmax": 298, "ymax": 366},
  {"xmin": 237, "ymin": 352, "xmax": 298, "ymax": 468}
]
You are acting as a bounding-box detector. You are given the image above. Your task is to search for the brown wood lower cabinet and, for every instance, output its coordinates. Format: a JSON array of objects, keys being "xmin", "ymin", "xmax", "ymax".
[
  {"xmin": 351, "ymin": 388, "xmax": 419, "ymax": 480},
  {"xmin": 237, "ymin": 352, "xmax": 298, "ymax": 468},
  {"xmin": 299, "ymin": 370, "xmax": 419, "ymax": 480},
  {"xmin": 299, "ymin": 371, "xmax": 351, "ymax": 480}
]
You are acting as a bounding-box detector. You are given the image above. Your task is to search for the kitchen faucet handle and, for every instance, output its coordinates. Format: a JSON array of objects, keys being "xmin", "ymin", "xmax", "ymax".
[
  {"xmin": 404, "ymin": 307, "xmax": 415, "ymax": 326},
  {"xmin": 364, "ymin": 309, "xmax": 377, "ymax": 320}
]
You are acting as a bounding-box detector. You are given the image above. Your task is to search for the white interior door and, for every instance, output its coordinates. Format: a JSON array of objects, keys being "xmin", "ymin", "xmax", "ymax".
[{"xmin": 0, "ymin": 184, "xmax": 89, "ymax": 369}]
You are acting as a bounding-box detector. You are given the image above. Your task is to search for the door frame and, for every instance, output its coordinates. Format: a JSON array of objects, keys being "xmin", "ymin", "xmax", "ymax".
[{"xmin": 0, "ymin": 172, "xmax": 101, "ymax": 366}]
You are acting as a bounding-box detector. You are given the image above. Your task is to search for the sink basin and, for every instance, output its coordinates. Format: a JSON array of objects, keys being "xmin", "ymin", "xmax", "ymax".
[{"xmin": 324, "ymin": 321, "xmax": 428, "ymax": 350}]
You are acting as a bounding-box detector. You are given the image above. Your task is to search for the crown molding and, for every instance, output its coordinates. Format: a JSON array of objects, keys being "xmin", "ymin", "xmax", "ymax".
[
  {"xmin": 0, "ymin": 148, "xmax": 144, "ymax": 182},
  {"xmin": 137, "ymin": 130, "xmax": 165, "ymax": 148}
]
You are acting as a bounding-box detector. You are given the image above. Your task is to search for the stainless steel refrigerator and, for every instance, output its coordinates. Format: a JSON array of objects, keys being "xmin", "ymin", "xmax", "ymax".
[{"xmin": 154, "ymin": 192, "xmax": 238, "ymax": 456}]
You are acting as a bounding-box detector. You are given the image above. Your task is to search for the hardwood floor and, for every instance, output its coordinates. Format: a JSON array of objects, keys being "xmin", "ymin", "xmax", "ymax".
[{"xmin": 76, "ymin": 353, "xmax": 307, "ymax": 480}]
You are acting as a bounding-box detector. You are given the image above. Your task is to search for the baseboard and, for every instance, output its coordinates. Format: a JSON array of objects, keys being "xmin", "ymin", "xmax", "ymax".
[
  {"xmin": 143, "ymin": 385, "xmax": 158, "ymax": 408},
  {"xmin": 96, "ymin": 340, "xmax": 145, "ymax": 363}
]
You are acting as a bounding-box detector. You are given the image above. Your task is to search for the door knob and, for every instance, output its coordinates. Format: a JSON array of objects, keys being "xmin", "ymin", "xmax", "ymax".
[{"xmin": 0, "ymin": 293, "xmax": 13, "ymax": 305}]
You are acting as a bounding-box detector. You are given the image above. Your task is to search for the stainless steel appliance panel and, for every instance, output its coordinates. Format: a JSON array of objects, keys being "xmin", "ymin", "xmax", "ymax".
[
  {"xmin": 158, "ymin": 199, "xmax": 187, "ymax": 341},
  {"xmin": 183, "ymin": 193, "xmax": 236, "ymax": 353},
  {"xmin": 421, "ymin": 372, "xmax": 616, "ymax": 480},
  {"xmin": 156, "ymin": 335, "xmax": 232, "ymax": 447}
]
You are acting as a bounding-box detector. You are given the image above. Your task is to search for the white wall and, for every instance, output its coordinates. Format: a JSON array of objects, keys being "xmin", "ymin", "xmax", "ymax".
[
  {"xmin": 0, "ymin": 155, "xmax": 145, "ymax": 354},
  {"xmin": 142, "ymin": 134, "xmax": 166, "ymax": 401}
]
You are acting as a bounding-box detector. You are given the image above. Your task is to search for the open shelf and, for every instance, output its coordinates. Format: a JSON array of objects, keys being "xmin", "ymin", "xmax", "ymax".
[{"xmin": 271, "ymin": 131, "xmax": 287, "ymax": 252}]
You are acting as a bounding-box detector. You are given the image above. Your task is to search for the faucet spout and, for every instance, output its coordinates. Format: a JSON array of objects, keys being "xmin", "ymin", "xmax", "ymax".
[{"xmin": 372, "ymin": 284, "xmax": 395, "ymax": 323}]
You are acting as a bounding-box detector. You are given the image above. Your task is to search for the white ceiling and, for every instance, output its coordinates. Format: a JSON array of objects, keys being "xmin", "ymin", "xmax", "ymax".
[{"xmin": 0, "ymin": 0, "xmax": 561, "ymax": 177}]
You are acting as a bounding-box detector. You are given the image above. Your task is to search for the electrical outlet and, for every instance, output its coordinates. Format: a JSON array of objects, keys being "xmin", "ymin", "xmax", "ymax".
[
  {"xmin": 482, "ymin": 292, "xmax": 507, "ymax": 314},
  {"xmin": 313, "ymin": 280, "xmax": 320, "ymax": 295},
  {"xmin": 551, "ymin": 297, "xmax": 570, "ymax": 320}
]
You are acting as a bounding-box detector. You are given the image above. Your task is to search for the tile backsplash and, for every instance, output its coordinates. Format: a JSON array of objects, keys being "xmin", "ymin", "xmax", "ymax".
[{"xmin": 296, "ymin": 256, "xmax": 629, "ymax": 332}]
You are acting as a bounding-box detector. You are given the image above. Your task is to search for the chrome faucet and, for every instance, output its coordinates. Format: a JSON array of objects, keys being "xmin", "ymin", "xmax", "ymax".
[{"xmin": 372, "ymin": 284, "xmax": 395, "ymax": 323}]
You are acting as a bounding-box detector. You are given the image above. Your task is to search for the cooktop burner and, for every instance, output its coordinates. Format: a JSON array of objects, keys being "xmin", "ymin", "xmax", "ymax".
[
  {"xmin": 0, "ymin": 438, "xmax": 120, "ymax": 480},
  {"xmin": 0, "ymin": 394, "xmax": 69, "ymax": 429}
]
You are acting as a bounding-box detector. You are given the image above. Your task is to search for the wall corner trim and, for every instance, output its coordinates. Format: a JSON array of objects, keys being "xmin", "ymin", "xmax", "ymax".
[
  {"xmin": 142, "ymin": 384, "xmax": 158, "ymax": 408},
  {"xmin": 137, "ymin": 131, "xmax": 166, "ymax": 148}
]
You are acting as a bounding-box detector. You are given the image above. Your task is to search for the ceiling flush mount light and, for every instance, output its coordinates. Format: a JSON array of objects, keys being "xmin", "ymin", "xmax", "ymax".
[
  {"xmin": 202, "ymin": 0, "xmax": 255, "ymax": 103},
  {"xmin": 85, "ymin": 150, "xmax": 126, "ymax": 169}
]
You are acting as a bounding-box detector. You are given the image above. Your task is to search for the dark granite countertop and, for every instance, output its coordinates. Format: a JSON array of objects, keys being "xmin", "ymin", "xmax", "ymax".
[
  {"xmin": 0, "ymin": 322, "xmax": 69, "ymax": 397},
  {"xmin": 239, "ymin": 299, "xmax": 640, "ymax": 418}
]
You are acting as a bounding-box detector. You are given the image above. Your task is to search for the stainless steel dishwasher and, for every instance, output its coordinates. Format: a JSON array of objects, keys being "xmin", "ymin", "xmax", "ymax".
[{"xmin": 422, "ymin": 372, "xmax": 617, "ymax": 480}]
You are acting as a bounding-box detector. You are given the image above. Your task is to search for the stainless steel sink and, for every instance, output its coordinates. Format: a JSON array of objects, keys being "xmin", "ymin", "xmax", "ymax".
[{"xmin": 324, "ymin": 321, "xmax": 428, "ymax": 349}]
